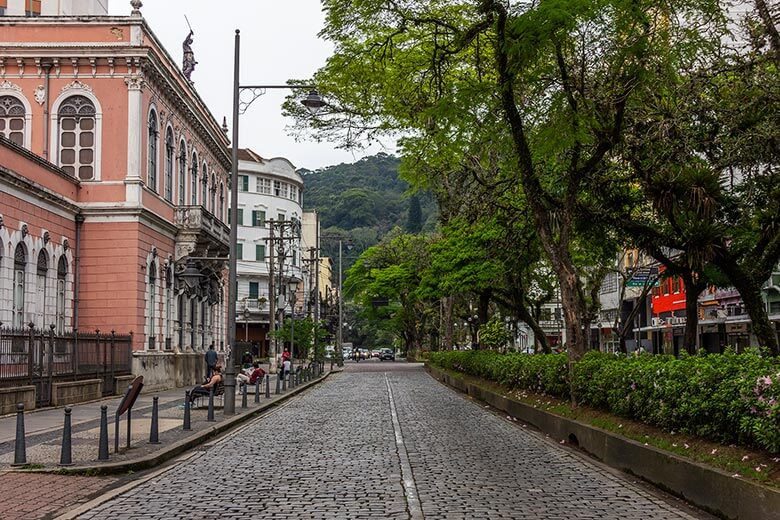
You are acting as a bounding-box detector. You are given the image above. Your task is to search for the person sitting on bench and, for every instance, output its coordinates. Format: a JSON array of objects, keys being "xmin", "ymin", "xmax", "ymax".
[
  {"xmin": 190, "ymin": 365, "xmax": 222, "ymax": 402},
  {"xmin": 237, "ymin": 362, "xmax": 265, "ymax": 388}
]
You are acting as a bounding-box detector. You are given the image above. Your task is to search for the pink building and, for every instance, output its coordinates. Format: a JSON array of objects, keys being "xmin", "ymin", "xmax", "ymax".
[{"xmin": 0, "ymin": 2, "xmax": 230, "ymax": 388}]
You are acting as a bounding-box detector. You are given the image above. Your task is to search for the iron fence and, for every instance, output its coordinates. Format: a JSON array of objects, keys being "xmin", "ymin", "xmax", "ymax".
[{"xmin": 0, "ymin": 326, "xmax": 133, "ymax": 407}]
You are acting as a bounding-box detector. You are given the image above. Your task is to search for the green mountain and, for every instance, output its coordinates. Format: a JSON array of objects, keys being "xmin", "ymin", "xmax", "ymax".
[{"xmin": 300, "ymin": 153, "xmax": 436, "ymax": 268}]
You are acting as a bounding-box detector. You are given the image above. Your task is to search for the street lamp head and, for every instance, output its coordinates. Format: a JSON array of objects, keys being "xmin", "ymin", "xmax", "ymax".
[
  {"xmin": 179, "ymin": 258, "xmax": 203, "ymax": 291},
  {"xmin": 301, "ymin": 90, "xmax": 325, "ymax": 115}
]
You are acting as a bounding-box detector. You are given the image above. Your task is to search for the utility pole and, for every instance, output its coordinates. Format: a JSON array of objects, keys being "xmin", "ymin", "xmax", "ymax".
[
  {"xmin": 267, "ymin": 222, "xmax": 276, "ymax": 373},
  {"xmin": 314, "ymin": 220, "xmax": 320, "ymax": 361},
  {"xmin": 337, "ymin": 240, "xmax": 343, "ymax": 365}
]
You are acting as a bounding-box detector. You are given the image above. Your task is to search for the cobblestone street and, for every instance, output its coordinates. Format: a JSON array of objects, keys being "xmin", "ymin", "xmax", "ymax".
[{"xmin": 74, "ymin": 362, "xmax": 712, "ymax": 519}]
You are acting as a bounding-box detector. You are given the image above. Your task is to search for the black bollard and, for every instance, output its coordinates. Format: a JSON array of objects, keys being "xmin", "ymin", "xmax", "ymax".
[
  {"xmin": 98, "ymin": 405, "xmax": 109, "ymax": 461},
  {"xmin": 282, "ymin": 370, "xmax": 287, "ymax": 391},
  {"xmin": 183, "ymin": 391, "xmax": 192, "ymax": 431},
  {"xmin": 149, "ymin": 396, "xmax": 160, "ymax": 444},
  {"xmin": 12, "ymin": 403, "xmax": 26, "ymax": 466},
  {"xmin": 291, "ymin": 370, "xmax": 296, "ymax": 389},
  {"xmin": 59, "ymin": 406, "xmax": 73, "ymax": 466},
  {"xmin": 241, "ymin": 381, "xmax": 248, "ymax": 409},
  {"xmin": 207, "ymin": 386, "xmax": 215, "ymax": 422},
  {"xmin": 255, "ymin": 377, "xmax": 261, "ymax": 403},
  {"xmin": 265, "ymin": 373, "xmax": 271, "ymax": 398},
  {"xmin": 275, "ymin": 372, "xmax": 281, "ymax": 395}
]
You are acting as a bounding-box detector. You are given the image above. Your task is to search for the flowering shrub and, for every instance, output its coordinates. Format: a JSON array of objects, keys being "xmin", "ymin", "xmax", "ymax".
[{"xmin": 427, "ymin": 350, "xmax": 780, "ymax": 453}]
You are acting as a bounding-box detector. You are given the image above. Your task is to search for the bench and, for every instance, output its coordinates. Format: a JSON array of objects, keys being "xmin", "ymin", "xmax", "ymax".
[{"xmin": 193, "ymin": 381, "xmax": 224, "ymax": 408}]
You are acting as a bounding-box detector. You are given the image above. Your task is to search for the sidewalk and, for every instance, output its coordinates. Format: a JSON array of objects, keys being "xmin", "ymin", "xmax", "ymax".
[{"xmin": 0, "ymin": 367, "xmax": 336, "ymax": 474}]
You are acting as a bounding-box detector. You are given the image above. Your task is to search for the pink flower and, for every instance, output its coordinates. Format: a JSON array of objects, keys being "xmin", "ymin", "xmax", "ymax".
[{"xmin": 630, "ymin": 382, "xmax": 637, "ymax": 391}]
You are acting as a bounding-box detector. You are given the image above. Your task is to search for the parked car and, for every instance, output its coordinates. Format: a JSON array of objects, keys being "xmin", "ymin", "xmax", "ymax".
[{"xmin": 379, "ymin": 348, "xmax": 395, "ymax": 361}]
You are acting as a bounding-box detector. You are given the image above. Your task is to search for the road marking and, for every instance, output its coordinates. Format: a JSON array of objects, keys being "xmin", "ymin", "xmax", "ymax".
[{"xmin": 385, "ymin": 373, "xmax": 424, "ymax": 520}]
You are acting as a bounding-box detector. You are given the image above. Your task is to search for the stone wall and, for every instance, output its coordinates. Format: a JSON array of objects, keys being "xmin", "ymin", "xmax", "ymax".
[
  {"xmin": 51, "ymin": 379, "xmax": 102, "ymax": 406},
  {"xmin": 0, "ymin": 385, "xmax": 36, "ymax": 415},
  {"xmin": 132, "ymin": 350, "xmax": 205, "ymax": 390}
]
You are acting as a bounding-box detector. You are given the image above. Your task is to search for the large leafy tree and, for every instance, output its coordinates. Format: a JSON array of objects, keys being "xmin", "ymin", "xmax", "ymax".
[
  {"xmin": 288, "ymin": 0, "xmax": 724, "ymax": 363},
  {"xmin": 345, "ymin": 229, "xmax": 433, "ymax": 355}
]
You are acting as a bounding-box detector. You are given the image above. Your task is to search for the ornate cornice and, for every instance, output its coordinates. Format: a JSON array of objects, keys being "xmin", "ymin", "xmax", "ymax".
[
  {"xmin": 0, "ymin": 80, "xmax": 22, "ymax": 92},
  {"xmin": 61, "ymin": 80, "xmax": 93, "ymax": 93}
]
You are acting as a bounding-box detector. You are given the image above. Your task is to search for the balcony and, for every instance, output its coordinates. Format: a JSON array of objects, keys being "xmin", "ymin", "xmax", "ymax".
[{"xmin": 174, "ymin": 206, "xmax": 230, "ymax": 261}]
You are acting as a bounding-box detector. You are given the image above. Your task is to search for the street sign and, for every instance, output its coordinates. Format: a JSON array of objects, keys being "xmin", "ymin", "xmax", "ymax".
[{"xmin": 626, "ymin": 266, "xmax": 659, "ymax": 287}]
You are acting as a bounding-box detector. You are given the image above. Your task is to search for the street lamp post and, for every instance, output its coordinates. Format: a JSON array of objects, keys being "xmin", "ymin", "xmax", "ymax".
[
  {"xmin": 288, "ymin": 278, "xmax": 299, "ymax": 376},
  {"xmin": 225, "ymin": 29, "xmax": 323, "ymax": 415}
]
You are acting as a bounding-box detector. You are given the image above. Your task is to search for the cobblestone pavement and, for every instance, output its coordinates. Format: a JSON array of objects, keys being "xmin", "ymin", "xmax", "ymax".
[{"xmin": 75, "ymin": 362, "xmax": 712, "ymax": 519}]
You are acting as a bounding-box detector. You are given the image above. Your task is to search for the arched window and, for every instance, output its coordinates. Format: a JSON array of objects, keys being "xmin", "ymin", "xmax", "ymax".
[
  {"xmin": 178, "ymin": 140, "xmax": 187, "ymax": 205},
  {"xmin": 148, "ymin": 261, "xmax": 157, "ymax": 350},
  {"xmin": 36, "ymin": 249, "xmax": 48, "ymax": 328},
  {"xmin": 219, "ymin": 182, "xmax": 225, "ymax": 221},
  {"xmin": 13, "ymin": 243, "xmax": 27, "ymax": 328},
  {"xmin": 164, "ymin": 127, "xmax": 174, "ymax": 202},
  {"xmin": 201, "ymin": 163, "xmax": 208, "ymax": 208},
  {"xmin": 191, "ymin": 152, "xmax": 198, "ymax": 205},
  {"xmin": 58, "ymin": 95, "xmax": 96, "ymax": 179},
  {"xmin": 147, "ymin": 109, "xmax": 159, "ymax": 192},
  {"xmin": 56, "ymin": 256, "xmax": 68, "ymax": 333},
  {"xmin": 0, "ymin": 95, "xmax": 25, "ymax": 146},
  {"xmin": 210, "ymin": 173, "xmax": 216, "ymax": 213}
]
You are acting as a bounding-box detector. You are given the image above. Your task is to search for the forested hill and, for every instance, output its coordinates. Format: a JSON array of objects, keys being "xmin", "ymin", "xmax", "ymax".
[{"xmin": 300, "ymin": 152, "xmax": 436, "ymax": 263}]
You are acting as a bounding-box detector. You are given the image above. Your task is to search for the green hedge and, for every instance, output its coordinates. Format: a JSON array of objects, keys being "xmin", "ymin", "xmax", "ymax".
[{"xmin": 428, "ymin": 350, "xmax": 780, "ymax": 453}]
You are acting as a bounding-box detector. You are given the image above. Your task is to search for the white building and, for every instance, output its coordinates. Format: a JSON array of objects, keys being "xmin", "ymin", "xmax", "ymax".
[{"xmin": 234, "ymin": 149, "xmax": 307, "ymax": 357}]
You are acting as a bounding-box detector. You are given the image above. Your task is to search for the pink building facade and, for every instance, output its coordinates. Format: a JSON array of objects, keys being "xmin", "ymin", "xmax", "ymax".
[{"xmin": 0, "ymin": 6, "xmax": 230, "ymax": 388}]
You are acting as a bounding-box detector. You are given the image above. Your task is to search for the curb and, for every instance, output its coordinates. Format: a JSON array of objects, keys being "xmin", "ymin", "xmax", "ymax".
[
  {"xmin": 8, "ymin": 370, "xmax": 335, "ymax": 476},
  {"xmin": 425, "ymin": 363, "xmax": 780, "ymax": 520}
]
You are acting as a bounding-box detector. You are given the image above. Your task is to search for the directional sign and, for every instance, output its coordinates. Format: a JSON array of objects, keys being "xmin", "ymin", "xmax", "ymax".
[{"xmin": 626, "ymin": 266, "xmax": 660, "ymax": 287}]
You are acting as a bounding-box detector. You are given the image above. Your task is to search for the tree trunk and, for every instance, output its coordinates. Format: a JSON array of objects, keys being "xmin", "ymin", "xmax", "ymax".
[
  {"xmin": 559, "ymin": 264, "xmax": 587, "ymax": 360},
  {"xmin": 681, "ymin": 273, "xmax": 704, "ymax": 355}
]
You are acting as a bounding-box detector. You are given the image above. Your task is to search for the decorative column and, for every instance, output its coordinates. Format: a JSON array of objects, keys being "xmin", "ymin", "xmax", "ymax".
[{"xmin": 124, "ymin": 75, "xmax": 144, "ymax": 205}]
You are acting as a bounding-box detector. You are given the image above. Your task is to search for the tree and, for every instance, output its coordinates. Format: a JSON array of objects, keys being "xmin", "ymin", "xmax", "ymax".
[
  {"xmin": 344, "ymin": 229, "xmax": 434, "ymax": 356},
  {"xmin": 287, "ymin": 0, "xmax": 724, "ymax": 365}
]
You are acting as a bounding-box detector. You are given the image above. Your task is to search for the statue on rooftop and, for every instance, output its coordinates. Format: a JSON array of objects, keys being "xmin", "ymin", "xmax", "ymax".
[{"xmin": 182, "ymin": 30, "xmax": 197, "ymax": 80}]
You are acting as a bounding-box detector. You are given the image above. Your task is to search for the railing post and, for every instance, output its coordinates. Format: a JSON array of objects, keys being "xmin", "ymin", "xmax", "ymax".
[
  {"xmin": 95, "ymin": 329, "xmax": 101, "ymax": 382},
  {"xmin": 110, "ymin": 330, "xmax": 116, "ymax": 395},
  {"xmin": 72, "ymin": 328, "xmax": 79, "ymax": 380},
  {"xmin": 27, "ymin": 323, "xmax": 34, "ymax": 386},
  {"xmin": 48, "ymin": 325, "xmax": 55, "ymax": 404}
]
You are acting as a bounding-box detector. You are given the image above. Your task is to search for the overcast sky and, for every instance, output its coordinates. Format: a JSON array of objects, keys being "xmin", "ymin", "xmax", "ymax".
[{"xmin": 108, "ymin": 0, "xmax": 390, "ymax": 170}]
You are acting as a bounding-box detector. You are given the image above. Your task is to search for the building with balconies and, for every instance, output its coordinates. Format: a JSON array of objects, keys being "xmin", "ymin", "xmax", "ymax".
[{"xmin": 234, "ymin": 149, "xmax": 306, "ymax": 357}]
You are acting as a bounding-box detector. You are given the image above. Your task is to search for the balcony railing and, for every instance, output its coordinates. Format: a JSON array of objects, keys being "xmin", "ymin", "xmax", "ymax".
[{"xmin": 174, "ymin": 205, "xmax": 230, "ymax": 260}]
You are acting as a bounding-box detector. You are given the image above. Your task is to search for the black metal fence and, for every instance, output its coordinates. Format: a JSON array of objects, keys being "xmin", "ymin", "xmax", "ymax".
[{"xmin": 0, "ymin": 326, "xmax": 133, "ymax": 407}]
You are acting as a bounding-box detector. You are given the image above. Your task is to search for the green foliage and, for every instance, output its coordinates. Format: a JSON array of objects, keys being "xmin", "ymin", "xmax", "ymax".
[
  {"xmin": 301, "ymin": 153, "xmax": 436, "ymax": 235},
  {"xmin": 270, "ymin": 317, "xmax": 328, "ymax": 359},
  {"xmin": 430, "ymin": 350, "xmax": 780, "ymax": 453},
  {"xmin": 478, "ymin": 316, "xmax": 512, "ymax": 350}
]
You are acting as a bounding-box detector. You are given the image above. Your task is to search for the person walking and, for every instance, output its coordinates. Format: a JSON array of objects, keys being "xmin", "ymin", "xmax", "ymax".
[{"xmin": 205, "ymin": 344, "xmax": 218, "ymax": 380}]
